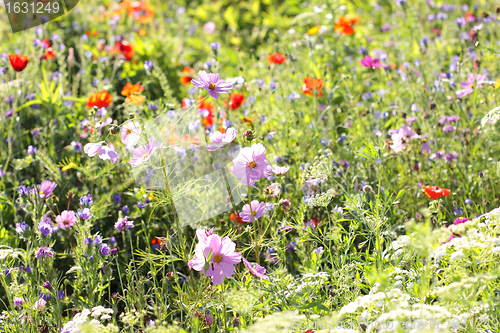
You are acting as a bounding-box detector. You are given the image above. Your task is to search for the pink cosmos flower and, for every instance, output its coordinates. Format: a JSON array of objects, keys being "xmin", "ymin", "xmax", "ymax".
[
  {"xmin": 389, "ymin": 126, "xmax": 420, "ymax": 153},
  {"xmin": 55, "ymin": 210, "xmax": 77, "ymax": 229},
  {"xmin": 272, "ymin": 165, "xmax": 290, "ymax": 175},
  {"xmin": 266, "ymin": 183, "xmax": 281, "ymax": 197},
  {"xmin": 360, "ymin": 56, "xmax": 382, "ymax": 69},
  {"xmin": 33, "ymin": 298, "xmax": 46, "ymax": 311},
  {"xmin": 96, "ymin": 117, "xmax": 113, "ymax": 131},
  {"xmin": 240, "ymin": 200, "xmax": 266, "ymax": 223},
  {"xmin": 128, "ymin": 138, "xmax": 158, "ymax": 167},
  {"xmin": 242, "ymin": 257, "xmax": 269, "ymax": 280},
  {"xmin": 37, "ymin": 180, "xmax": 57, "ymax": 199},
  {"xmin": 231, "ymin": 143, "xmax": 272, "ymax": 186},
  {"xmin": 206, "ymin": 127, "xmax": 237, "ymax": 151},
  {"xmin": 121, "ymin": 121, "xmax": 142, "ymax": 150},
  {"xmin": 188, "ymin": 233, "xmax": 241, "ymax": 285},
  {"xmin": 455, "ymin": 73, "xmax": 487, "ymax": 98},
  {"xmin": 191, "ymin": 70, "xmax": 233, "ymax": 99},
  {"xmin": 193, "ymin": 227, "xmax": 215, "ymax": 247},
  {"xmin": 203, "ymin": 21, "xmax": 216, "ymax": 34},
  {"xmin": 84, "ymin": 142, "xmax": 120, "ymax": 162}
]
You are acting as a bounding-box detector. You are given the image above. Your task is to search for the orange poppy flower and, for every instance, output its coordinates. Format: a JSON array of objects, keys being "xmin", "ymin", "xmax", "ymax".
[
  {"xmin": 8, "ymin": 54, "xmax": 28, "ymax": 72},
  {"xmin": 43, "ymin": 48, "xmax": 56, "ymax": 60},
  {"xmin": 423, "ymin": 186, "xmax": 451, "ymax": 200},
  {"xmin": 86, "ymin": 91, "xmax": 113, "ymax": 109},
  {"xmin": 131, "ymin": 1, "xmax": 154, "ymax": 24},
  {"xmin": 110, "ymin": 41, "xmax": 135, "ymax": 60},
  {"xmin": 182, "ymin": 135, "xmax": 201, "ymax": 145},
  {"xmin": 202, "ymin": 113, "xmax": 214, "ymax": 127},
  {"xmin": 198, "ymin": 96, "xmax": 215, "ymax": 112},
  {"xmin": 230, "ymin": 212, "xmax": 245, "ymax": 224},
  {"xmin": 180, "ymin": 67, "xmax": 194, "ymax": 85},
  {"xmin": 121, "ymin": 82, "xmax": 144, "ymax": 96},
  {"xmin": 302, "ymin": 77, "xmax": 324, "ymax": 97},
  {"xmin": 267, "ymin": 53, "xmax": 286, "ymax": 64},
  {"xmin": 86, "ymin": 31, "xmax": 98, "ymax": 37},
  {"xmin": 138, "ymin": 28, "xmax": 146, "ymax": 36},
  {"xmin": 229, "ymin": 92, "xmax": 244, "ymax": 110},
  {"xmin": 308, "ymin": 26, "xmax": 321, "ymax": 35},
  {"xmin": 180, "ymin": 76, "xmax": 193, "ymax": 85},
  {"xmin": 126, "ymin": 95, "xmax": 145, "ymax": 105},
  {"xmin": 334, "ymin": 16, "xmax": 359, "ymax": 35},
  {"xmin": 120, "ymin": 0, "xmax": 134, "ymax": 14},
  {"xmin": 243, "ymin": 117, "xmax": 254, "ymax": 124},
  {"xmin": 183, "ymin": 66, "xmax": 195, "ymax": 74}
]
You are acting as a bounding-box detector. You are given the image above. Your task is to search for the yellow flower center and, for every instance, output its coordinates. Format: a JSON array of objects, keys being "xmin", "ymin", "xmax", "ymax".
[
  {"xmin": 248, "ymin": 161, "xmax": 257, "ymax": 168},
  {"xmin": 251, "ymin": 211, "xmax": 257, "ymax": 217},
  {"xmin": 208, "ymin": 83, "xmax": 216, "ymax": 90},
  {"xmin": 213, "ymin": 254, "xmax": 222, "ymax": 263},
  {"xmin": 127, "ymin": 129, "xmax": 132, "ymax": 134},
  {"xmin": 40, "ymin": 191, "xmax": 44, "ymax": 195},
  {"xmin": 141, "ymin": 153, "xmax": 149, "ymax": 159},
  {"xmin": 470, "ymin": 84, "xmax": 474, "ymax": 89}
]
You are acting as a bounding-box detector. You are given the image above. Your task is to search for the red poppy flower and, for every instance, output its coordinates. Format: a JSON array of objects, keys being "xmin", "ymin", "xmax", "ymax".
[
  {"xmin": 465, "ymin": 12, "xmax": 476, "ymax": 22},
  {"xmin": 8, "ymin": 54, "xmax": 29, "ymax": 72},
  {"xmin": 181, "ymin": 97, "xmax": 191, "ymax": 109},
  {"xmin": 41, "ymin": 39, "xmax": 52, "ymax": 48},
  {"xmin": 202, "ymin": 113, "xmax": 214, "ymax": 127},
  {"xmin": 229, "ymin": 92, "xmax": 244, "ymax": 110},
  {"xmin": 230, "ymin": 212, "xmax": 244, "ymax": 224},
  {"xmin": 267, "ymin": 53, "xmax": 286, "ymax": 64},
  {"xmin": 110, "ymin": 41, "xmax": 135, "ymax": 60},
  {"xmin": 423, "ymin": 186, "xmax": 451, "ymax": 200},
  {"xmin": 121, "ymin": 82, "xmax": 144, "ymax": 96},
  {"xmin": 302, "ymin": 77, "xmax": 324, "ymax": 97},
  {"xmin": 86, "ymin": 90, "xmax": 113, "ymax": 109},
  {"xmin": 334, "ymin": 16, "xmax": 359, "ymax": 35}
]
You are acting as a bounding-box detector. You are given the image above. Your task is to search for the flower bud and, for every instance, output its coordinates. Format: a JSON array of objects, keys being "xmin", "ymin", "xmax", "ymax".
[
  {"xmin": 242, "ymin": 129, "xmax": 255, "ymax": 143},
  {"xmin": 109, "ymin": 125, "xmax": 119, "ymax": 135},
  {"xmin": 205, "ymin": 313, "xmax": 214, "ymax": 326}
]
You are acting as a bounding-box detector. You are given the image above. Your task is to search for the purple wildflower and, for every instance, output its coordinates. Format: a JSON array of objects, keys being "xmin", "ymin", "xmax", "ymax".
[
  {"xmin": 114, "ymin": 216, "xmax": 134, "ymax": 231},
  {"xmin": 79, "ymin": 194, "xmax": 93, "ymax": 206},
  {"xmin": 100, "ymin": 243, "xmax": 110, "ymax": 256},
  {"xmin": 16, "ymin": 222, "xmax": 29, "ymax": 234},
  {"xmin": 35, "ymin": 247, "xmax": 54, "ymax": 259}
]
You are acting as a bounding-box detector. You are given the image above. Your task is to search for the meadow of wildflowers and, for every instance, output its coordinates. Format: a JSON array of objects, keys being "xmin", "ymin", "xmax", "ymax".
[{"xmin": 1, "ymin": 0, "xmax": 500, "ymax": 332}]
